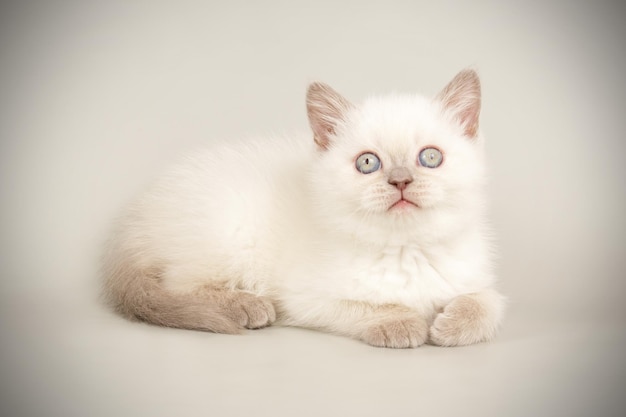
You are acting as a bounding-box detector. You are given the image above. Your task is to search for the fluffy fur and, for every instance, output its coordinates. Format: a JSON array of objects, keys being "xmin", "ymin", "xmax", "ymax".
[{"xmin": 103, "ymin": 69, "xmax": 506, "ymax": 348}]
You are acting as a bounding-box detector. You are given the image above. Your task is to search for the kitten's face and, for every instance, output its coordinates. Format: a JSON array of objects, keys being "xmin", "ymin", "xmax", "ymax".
[
  {"xmin": 313, "ymin": 98, "xmax": 483, "ymax": 220},
  {"xmin": 306, "ymin": 71, "xmax": 486, "ymax": 241}
]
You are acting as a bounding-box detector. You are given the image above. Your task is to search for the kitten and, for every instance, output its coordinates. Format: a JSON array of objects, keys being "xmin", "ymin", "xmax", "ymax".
[{"xmin": 103, "ymin": 69, "xmax": 505, "ymax": 348}]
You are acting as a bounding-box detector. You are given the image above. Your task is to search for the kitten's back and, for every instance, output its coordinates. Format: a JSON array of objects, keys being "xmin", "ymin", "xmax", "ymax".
[{"xmin": 103, "ymin": 134, "xmax": 311, "ymax": 331}]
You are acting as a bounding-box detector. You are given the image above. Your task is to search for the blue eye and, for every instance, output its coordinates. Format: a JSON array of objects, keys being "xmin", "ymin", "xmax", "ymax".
[
  {"xmin": 355, "ymin": 152, "xmax": 381, "ymax": 174},
  {"xmin": 418, "ymin": 147, "xmax": 443, "ymax": 168}
]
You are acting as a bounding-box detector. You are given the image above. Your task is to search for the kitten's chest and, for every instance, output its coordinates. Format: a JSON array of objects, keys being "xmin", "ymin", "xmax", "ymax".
[{"xmin": 337, "ymin": 244, "xmax": 456, "ymax": 312}]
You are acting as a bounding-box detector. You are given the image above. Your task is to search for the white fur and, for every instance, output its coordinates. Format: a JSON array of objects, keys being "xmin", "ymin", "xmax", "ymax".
[{"xmin": 108, "ymin": 74, "xmax": 505, "ymax": 345}]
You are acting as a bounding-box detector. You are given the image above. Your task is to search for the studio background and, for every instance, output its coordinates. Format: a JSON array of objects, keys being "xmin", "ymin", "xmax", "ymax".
[{"xmin": 1, "ymin": 1, "xmax": 625, "ymax": 416}]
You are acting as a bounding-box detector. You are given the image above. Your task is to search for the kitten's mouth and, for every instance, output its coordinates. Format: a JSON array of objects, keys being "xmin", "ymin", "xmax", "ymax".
[{"xmin": 389, "ymin": 198, "xmax": 419, "ymax": 211}]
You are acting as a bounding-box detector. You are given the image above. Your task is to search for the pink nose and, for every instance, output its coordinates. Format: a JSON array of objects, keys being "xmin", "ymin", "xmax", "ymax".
[{"xmin": 387, "ymin": 167, "xmax": 413, "ymax": 190}]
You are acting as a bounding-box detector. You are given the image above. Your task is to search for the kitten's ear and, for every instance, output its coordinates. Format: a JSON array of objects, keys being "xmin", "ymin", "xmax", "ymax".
[
  {"xmin": 436, "ymin": 69, "xmax": 482, "ymax": 139},
  {"xmin": 306, "ymin": 82, "xmax": 353, "ymax": 150}
]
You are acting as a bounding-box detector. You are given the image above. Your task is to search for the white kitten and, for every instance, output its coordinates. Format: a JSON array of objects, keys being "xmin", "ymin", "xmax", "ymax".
[{"xmin": 103, "ymin": 69, "xmax": 506, "ymax": 348}]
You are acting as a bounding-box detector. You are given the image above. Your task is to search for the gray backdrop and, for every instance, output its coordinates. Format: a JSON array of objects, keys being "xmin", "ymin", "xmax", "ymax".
[{"xmin": 1, "ymin": 1, "xmax": 625, "ymax": 416}]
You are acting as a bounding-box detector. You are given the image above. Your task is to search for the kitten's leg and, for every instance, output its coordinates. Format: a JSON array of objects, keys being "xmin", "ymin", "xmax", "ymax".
[
  {"xmin": 280, "ymin": 300, "xmax": 429, "ymax": 348},
  {"xmin": 105, "ymin": 265, "xmax": 276, "ymax": 333},
  {"xmin": 132, "ymin": 283, "xmax": 276, "ymax": 333},
  {"xmin": 193, "ymin": 284, "xmax": 277, "ymax": 331},
  {"xmin": 428, "ymin": 288, "xmax": 506, "ymax": 347}
]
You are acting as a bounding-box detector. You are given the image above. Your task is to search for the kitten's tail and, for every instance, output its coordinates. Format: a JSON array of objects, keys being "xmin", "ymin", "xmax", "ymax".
[{"xmin": 102, "ymin": 260, "xmax": 242, "ymax": 334}]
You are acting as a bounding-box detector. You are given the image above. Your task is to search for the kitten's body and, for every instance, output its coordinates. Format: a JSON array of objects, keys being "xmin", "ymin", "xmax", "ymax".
[{"xmin": 104, "ymin": 70, "xmax": 505, "ymax": 347}]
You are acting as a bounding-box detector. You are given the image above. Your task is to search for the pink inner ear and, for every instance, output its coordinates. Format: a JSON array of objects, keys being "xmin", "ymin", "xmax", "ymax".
[
  {"xmin": 306, "ymin": 82, "xmax": 352, "ymax": 150},
  {"xmin": 437, "ymin": 70, "xmax": 482, "ymax": 139},
  {"xmin": 311, "ymin": 119, "xmax": 336, "ymax": 150},
  {"xmin": 459, "ymin": 99, "xmax": 480, "ymax": 138}
]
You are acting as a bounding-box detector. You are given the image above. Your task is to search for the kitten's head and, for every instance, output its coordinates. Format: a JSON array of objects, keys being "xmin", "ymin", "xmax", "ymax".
[{"xmin": 306, "ymin": 69, "xmax": 487, "ymax": 244}]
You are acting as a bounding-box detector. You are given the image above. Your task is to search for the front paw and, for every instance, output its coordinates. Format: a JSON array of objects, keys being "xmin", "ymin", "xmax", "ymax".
[
  {"xmin": 361, "ymin": 314, "xmax": 429, "ymax": 348},
  {"xmin": 429, "ymin": 292, "xmax": 502, "ymax": 347}
]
